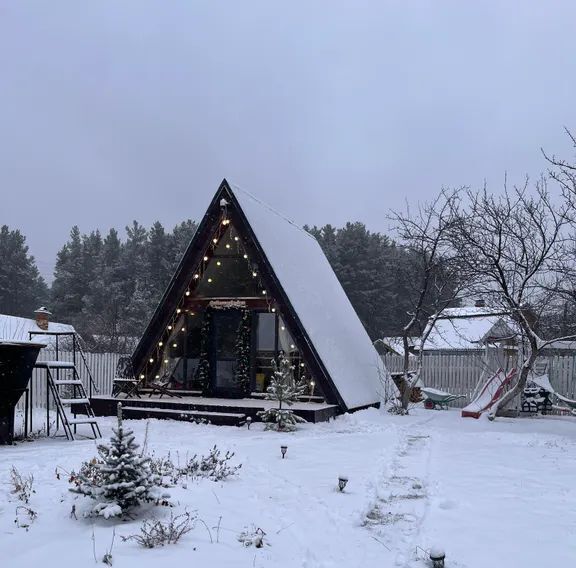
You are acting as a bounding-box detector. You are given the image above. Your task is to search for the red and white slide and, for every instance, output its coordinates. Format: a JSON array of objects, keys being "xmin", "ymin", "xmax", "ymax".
[{"xmin": 461, "ymin": 368, "xmax": 517, "ymax": 419}]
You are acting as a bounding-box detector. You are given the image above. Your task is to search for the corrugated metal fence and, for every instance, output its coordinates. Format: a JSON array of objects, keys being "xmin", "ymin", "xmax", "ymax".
[
  {"xmin": 383, "ymin": 351, "xmax": 576, "ymax": 408},
  {"xmin": 17, "ymin": 350, "xmax": 126, "ymax": 410}
]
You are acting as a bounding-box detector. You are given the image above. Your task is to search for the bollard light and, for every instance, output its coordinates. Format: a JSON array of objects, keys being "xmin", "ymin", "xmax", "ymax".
[
  {"xmin": 338, "ymin": 476, "xmax": 348, "ymax": 492},
  {"xmin": 280, "ymin": 445, "xmax": 288, "ymax": 459},
  {"xmin": 429, "ymin": 547, "xmax": 445, "ymax": 568},
  {"xmin": 246, "ymin": 416, "xmax": 252, "ymax": 430}
]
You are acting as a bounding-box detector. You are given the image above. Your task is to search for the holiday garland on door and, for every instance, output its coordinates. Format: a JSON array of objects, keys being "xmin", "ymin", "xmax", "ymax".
[
  {"xmin": 196, "ymin": 310, "xmax": 212, "ymax": 394},
  {"xmin": 233, "ymin": 310, "xmax": 252, "ymax": 395}
]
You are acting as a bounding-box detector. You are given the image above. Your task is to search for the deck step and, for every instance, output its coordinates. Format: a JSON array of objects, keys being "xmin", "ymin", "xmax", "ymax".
[
  {"xmin": 54, "ymin": 379, "xmax": 83, "ymax": 385},
  {"xmin": 122, "ymin": 406, "xmax": 246, "ymax": 426},
  {"xmin": 60, "ymin": 398, "xmax": 89, "ymax": 405}
]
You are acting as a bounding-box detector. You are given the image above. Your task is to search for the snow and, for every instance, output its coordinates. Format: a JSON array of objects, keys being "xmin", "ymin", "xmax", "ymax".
[
  {"xmin": 231, "ymin": 184, "xmax": 385, "ymax": 410},
  {"xmin": 0, "ymin": 314, "xmax": 76, "ymax": 348},
  {"xmin": 422, "ymin": 306, "xmax": 517, "ymax": 351},
  {"xmin": 2, "ymin": 409, "xmax": 576, "ymax": 567}
]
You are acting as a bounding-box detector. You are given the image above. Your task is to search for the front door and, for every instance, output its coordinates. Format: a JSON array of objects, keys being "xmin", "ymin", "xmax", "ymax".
[{"xmin": 211, "ymin": 310, "xmax": 243, "ymax": 397}]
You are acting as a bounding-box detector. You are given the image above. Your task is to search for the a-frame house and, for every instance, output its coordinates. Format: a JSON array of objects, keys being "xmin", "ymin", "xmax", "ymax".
[{"xmin": 111, "ymin": 180, "xmax": 384, "ymax": 422}]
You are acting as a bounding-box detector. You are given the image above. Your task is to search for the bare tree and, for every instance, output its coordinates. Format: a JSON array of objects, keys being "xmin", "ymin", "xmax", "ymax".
[
  {"xmin": 542, "ymin": 128, "xmax": 576, "ymax": 200},
  {"xmin": 390, "ymin": 188, "xmax": 468, "ymax": 412},
  {"xmin": 447, "ymin": 180, "xmax": 575, "ymax": 417}
]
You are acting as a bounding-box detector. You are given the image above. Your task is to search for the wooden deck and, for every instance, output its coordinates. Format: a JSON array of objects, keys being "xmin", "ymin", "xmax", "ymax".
[{"xmin": 84, "ymin": 394, "xmax": 340, "ymax": 426}]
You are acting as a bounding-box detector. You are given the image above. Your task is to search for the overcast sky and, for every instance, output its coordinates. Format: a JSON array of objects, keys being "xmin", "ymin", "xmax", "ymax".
[{"xmin": 1, "ymin": 1, "xmax": 575, "ymax": 281}]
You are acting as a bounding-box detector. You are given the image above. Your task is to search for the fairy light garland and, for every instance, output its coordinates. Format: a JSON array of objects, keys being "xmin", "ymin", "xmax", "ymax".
[{"xmin": 142, "ymin": 206, "xmax": 281, "ymax": 380}]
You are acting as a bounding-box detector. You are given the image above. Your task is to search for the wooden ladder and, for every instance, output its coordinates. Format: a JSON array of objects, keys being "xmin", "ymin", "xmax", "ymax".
[{"xmin": 35, "ymin": 361, "xmax": 102, "ymax": 441}]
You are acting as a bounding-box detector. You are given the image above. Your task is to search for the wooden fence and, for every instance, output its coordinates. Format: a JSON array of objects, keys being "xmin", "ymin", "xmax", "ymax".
[
  {"xmin": 17, "ymin": 350, "xmax": 126, "ymax": 411},
  {"xmin": 383, "ymin": 350, "xmax": 576, "ymax": 408}
]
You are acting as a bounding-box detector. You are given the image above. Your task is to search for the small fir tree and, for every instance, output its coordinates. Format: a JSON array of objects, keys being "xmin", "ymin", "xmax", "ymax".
[
  {"xmin": 258, "ymin": 353, "xmax": 307, "ymax": 431},
  {"xmin": 70, "ymin": 403, "xmax": 161, "ymax": 518}
]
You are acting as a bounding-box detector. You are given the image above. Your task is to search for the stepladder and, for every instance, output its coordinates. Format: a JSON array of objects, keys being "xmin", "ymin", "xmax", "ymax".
[{"xmin": 34, "ymin": 360, "xmax": 101, "ymax": 441}]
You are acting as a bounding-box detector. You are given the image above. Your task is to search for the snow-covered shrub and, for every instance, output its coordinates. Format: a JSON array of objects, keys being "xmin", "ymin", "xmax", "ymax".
[
  {"xmin": 10, "ymin": 466, "xmax": 35, "ymax": 504},
  {"xmin": 182, "ymin": 446, "xmax": 241, "ymax": 482},
  {"xmin": 258, "ymin": 354, "xmax": 307, "ymax": 431},
  {"xmin": 123, "ymin": 512, "xmax": 196, "ymax": 548},
  {"xmin": 69, "ymin": 457, "xmax": 106, "ymax": 489},
  {"xmin": 149, "ymin": 447, "xmax": 241, "ymax": 486},
  {"xmin": 69, "ymin": 404, "xmax": 166, "ymax": 518},
  {"xmin": 149, "ymin": 453, "xmax": 179, "ymax": 487},
  {"xmin": 237, "ymin": 526, "xmax": 267, "ymax": 548}
]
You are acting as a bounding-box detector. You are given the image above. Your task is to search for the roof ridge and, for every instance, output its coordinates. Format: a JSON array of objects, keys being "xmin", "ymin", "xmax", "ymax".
[{"xmin": 229, "ymin": 182, "xmax": 317, "ymax": 242}]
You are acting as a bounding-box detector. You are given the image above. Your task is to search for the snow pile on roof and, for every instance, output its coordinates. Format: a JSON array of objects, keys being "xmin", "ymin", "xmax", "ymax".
[
  {"xmin": 423, "ymin": 306, "xmax": 517, "ymax": 351},
  {"xmin": 232, "ymin": 184, "xmax": 386, "ymax": 410},
  {"xmin": 0, "ymin": 314, "xmax": 75, "ymax": 348}
]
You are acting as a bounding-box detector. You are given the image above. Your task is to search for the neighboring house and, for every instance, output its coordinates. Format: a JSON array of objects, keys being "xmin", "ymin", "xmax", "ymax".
[
  {"xmin": 421, "ymin": 303, "xmax": 518, "ymax": 352},
  {"xmin": 0, "ymin": 307, "xmax": 77, "ymax": 350},
  {"xmin": 373, "ymin": 337, "xmax": 418, "ymax": 357},
  {"xmin": 131, "ymin": 179, "xmax": 384, "ymax": 413}
]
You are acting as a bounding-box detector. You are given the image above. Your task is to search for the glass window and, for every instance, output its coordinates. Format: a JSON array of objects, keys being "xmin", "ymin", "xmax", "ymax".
[{"xmin": 257, "ymin": 313, "xmax": 276, "ymax": 351}]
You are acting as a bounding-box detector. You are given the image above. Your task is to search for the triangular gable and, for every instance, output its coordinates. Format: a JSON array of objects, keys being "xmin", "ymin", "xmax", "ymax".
[{"xmin": 132, "ymin": 180, "xmax": 384, "ymax": 411}]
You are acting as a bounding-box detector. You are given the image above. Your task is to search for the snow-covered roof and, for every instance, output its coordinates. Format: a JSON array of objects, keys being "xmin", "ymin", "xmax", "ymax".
[
  {"xmin": 374, "ymin": 337, "xmax": 417, "ymax": 356},
  {"xmin": 231, "ymin": 184, "xmax": 385, "ymax": 410},
  {"xmin": 0, "ymin": 314, "xmax": 76, "ymax": 348},
  {"xmin": 422, "ymin": 306, "xmax": 517, "ymax": 351}
]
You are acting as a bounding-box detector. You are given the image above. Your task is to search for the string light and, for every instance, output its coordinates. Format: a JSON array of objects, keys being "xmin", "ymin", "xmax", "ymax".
[
  {"xmin": 262, "ymin": 290, "xmax": 267, "ymax": 295},
  {"xmin": 168, "ymin": 325, "xmax": 173, "ymax": 330},
  {"xmin": 217, "ymin": 261, "xmax": 222, "ymax": 266},
  {"xmin": 243, "ymin": 254, "xmax": 248, "ymax": 259},
  {"xmin": 158, "ymin": 341, "xmax": 163, "ymax": 347},
  {"xmin": 281, "ymin": 325, "xmax": 285, "ymax": 331},
  {"xmin": 149, "ymin": 358, "xmax": 154, "ymax": 363},
  {"xmin": 225, "ymin": 243, "xmax": 231, "ymax": 249},
  {"xmin": 139, "ymin": 374, "xmax": 145, "ymax": 379},
  {"xmin": 271, "ymin": 308, "xmax": 276, "ymax": 313},
  {"xmin": 213, "ymin": 238, "xmax": 218, "ymax": 244},
  {"xmin": 181, "ymin": 327, "xmax": 186, "ymax": 332},
  {"xmin": 203, "ymin": 256, "xmax": 208, "ymax": 262},
  {"xmin": 185, "ymin": 290, "xmax": 190, "ymax": 296},
  {"xmin": 234, "ymin": 236, "xmax": 239, "ymax": 241},
  {"xmin": 164, "ymin": 359, "xmax": 169, "ymax": 364},
  {"xmin": 194, "ymin": 274, "xmax": 199, "ymax": 279},
  {"xmin": 252, "ymin": 271, "xmax": 257, "ymax": 277},
  {"xmin": 290, "ymin": 344, "xmax": 295, "ymax": 349},
  {"xmin": 208, "ymin": 278, "xmax": 213, "ymax": 283},
  {"xmin": 155, "ymin": 374, "xmax": 160, "ymax": 379},
  {"xmin": 300, "ymin": 363, "xmax": 305, "ymax": 368},
  {"xmin": 172, "ymin": 343, "xmax": 177, "ymax": 348},
  {"xmin": 177, "ymin": 308, "xmax": 182, "ymax": 314}
]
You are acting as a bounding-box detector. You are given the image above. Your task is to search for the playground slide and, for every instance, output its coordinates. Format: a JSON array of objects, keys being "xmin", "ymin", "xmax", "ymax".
[{"xmin": 461, "ymin": 368, "xmax": 516, "ymax": 419}]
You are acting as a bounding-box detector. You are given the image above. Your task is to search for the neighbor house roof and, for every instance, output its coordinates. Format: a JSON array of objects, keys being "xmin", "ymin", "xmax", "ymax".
[
  {"xmin": 422, "ymin": 306, "xmax": 517, "ymax": 351},
  {"xmin": 0, "ymin": 314, "xmax": 76, "ymax": 349}
]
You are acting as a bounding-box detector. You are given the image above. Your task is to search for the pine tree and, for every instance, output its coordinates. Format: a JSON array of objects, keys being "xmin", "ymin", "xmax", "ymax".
[
  {"xmin": 51, "ymin": 226, "xmax": 87, "ymax": 326},
  {"xmin": 70, "ymin": 404, "xmax": 161, "ymax": 518},
  {"xmin": 258, "ymin": 353, "xmax": 307, "ymax": 431},
  {"xmin": 0, "ymin": 225, "xmax": 48, "ymax": 316}
]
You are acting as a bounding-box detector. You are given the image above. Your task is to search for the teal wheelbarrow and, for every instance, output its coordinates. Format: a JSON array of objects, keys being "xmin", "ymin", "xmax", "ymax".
[{"xmin": 421, "ymin": 387, "xmax": 466, "ymax": 410}]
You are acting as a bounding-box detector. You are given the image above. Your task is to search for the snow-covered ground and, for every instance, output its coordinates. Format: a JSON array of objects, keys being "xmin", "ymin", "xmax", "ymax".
[{"xmin": 1, "ymin": 408, "xmax": 575, "ymax": 567}]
